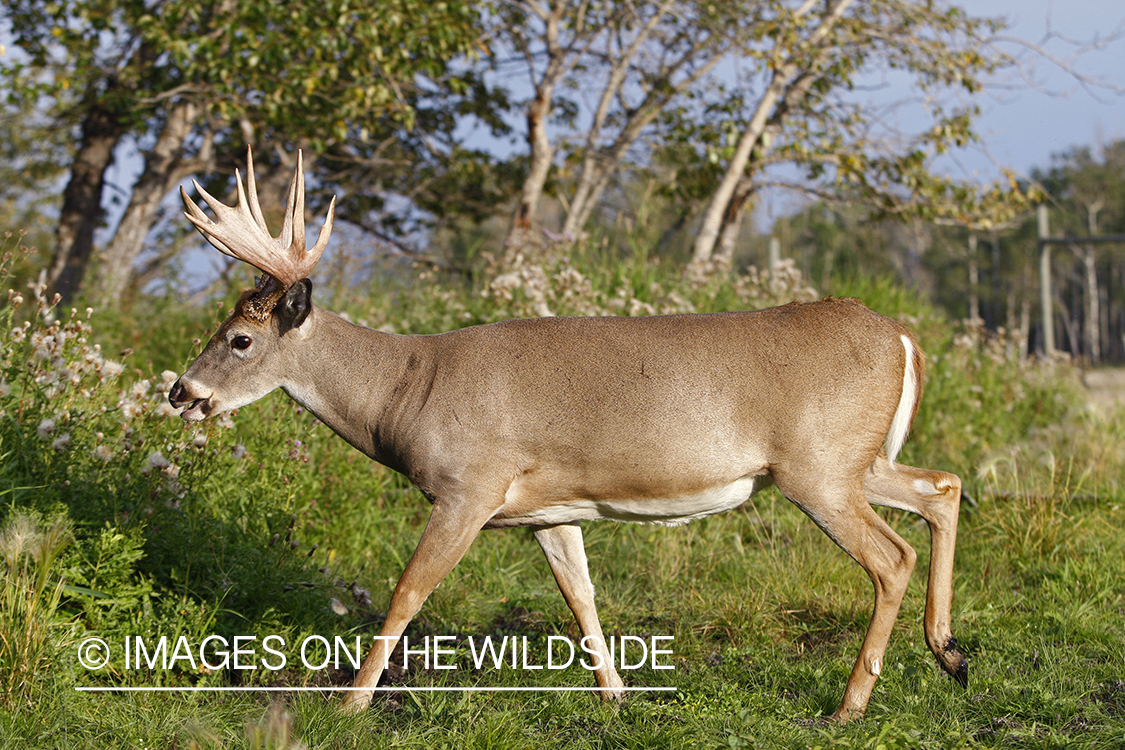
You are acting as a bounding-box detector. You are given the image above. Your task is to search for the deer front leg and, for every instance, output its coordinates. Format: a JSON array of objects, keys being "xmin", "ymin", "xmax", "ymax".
[
  {"xmin": 864, "ymin": 457, "xmax": 968, "ymax": 686},
  {"xmin": 342, "ymin": 497, "xmax": 500, "ymax": 712},
  {"xmin": 534, "ymin": 523, "xmax": 624, "ymax": 698}
]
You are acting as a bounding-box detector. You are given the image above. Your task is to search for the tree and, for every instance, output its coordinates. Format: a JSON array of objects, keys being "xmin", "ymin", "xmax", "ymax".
[
  {"xmin": 494, "ymin": 0, "xmax": 754, "ymax": 255},
  {"xmin": 1, "ymin": 0, "xmax": 488, "ymax": 305},
  {"xmin": 1034, "ymin": 141, "xmax": 1125, "ymax": 362},
  {"xmin": 682, "ymin": 0, "xmax": 1040, "ymax": 271}
]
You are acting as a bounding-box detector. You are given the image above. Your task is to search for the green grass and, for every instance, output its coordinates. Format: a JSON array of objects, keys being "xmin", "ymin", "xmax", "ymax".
[{"xmin": 0, "ymin": 242, "xmax": 1123, "ymax": 748}]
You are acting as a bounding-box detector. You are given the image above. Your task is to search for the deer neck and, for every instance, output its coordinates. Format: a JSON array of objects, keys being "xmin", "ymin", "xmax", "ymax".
[{"xmin": 279, "ymin": 306, "xmax": 435, "ymax": 474}]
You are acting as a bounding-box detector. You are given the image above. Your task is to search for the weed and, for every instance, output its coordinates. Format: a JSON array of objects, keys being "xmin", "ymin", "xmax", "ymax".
[{"xmin": 0, "ymin": 510, "xmax": 75, "ymax": 709}]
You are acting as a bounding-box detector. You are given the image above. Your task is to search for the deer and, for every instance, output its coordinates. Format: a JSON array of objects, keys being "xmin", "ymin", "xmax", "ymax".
[{"xmin": 168, "ymin": 148, "xmax": 967, "ymax": 722}]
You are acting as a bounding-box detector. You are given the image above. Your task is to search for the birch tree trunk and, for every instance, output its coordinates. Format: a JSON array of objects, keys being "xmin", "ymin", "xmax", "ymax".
[
  {"xmin": 711, "ymin": 177, "xmax": 756, "ymax": 268},
  {"xmin": 503, "ymin": 1, "xmax": 577, "ymax": 257},
  {"xmin": 688, "ymin": 0, "xmax": 855, "ymax": 270}
]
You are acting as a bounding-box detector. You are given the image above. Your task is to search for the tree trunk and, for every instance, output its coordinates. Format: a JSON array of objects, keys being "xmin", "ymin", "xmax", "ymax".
[
  {"xmin": 712, "ymin": 176, "xmax": 755, "ymax": 268},
  {"xmin": 688, "ymin": 0, "xmax": 854, "ymax": 270},
  {"xmin": 688, "ymin": 80, "xmax": 784, "ymax": 268},
  {"xmin": 1084, "ymin": 206, "xmax": 1101, "ymax": 364},
  {"xmin": 503, "ymin": 1, "xmax": 571, "ymax": 259},
  {"xmin": 967, "ymin": 234, "xmax": 980, "ymax": 324},
  {"xmin": 47, "ymin": 96, "xmax": 126, "ymax": 303},
  {"xmin": 505, "ymin": 87, "xmax": 555, "ymax": 256},
  {"xmin": 91, "ymin": 101, "xmax": 206, "ymax": 307}
]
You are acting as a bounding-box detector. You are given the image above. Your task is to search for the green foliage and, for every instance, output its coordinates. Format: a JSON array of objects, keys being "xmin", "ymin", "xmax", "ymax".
[{"xmin": 1, "ymin": 0, "xmax": 484, "ymax": 136}]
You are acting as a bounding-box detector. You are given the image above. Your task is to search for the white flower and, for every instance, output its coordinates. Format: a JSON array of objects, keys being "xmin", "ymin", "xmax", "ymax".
[
  {"xmin": 192, "ymin": 432, "xmax": 207, "ymax": 449},
  {"xmin": 93, "ymin": 445, "xmax": 114, "ymax": 462},
  {"xmin": 37, "ymin": 418, "xmax": 55, "ymax": 439},
  {"xmin": 131, "ymin": 380, "xmax": 151, "ymax": 400},
  {"xmin": 101, "ymin": 361, "xmax": 125, "ymax": 378},
  {"xmin": 51, "ymin": 433, "xmax": 71, "ymax": 451},
  {"xmin": 231, "ymin": 444, "xmax": 246, "ymax": 460},
  {"xmin": 156, "ymin": 401, "xmax": 179, "ymax": 418},
  {"xmin": 146, "ymin": 451, "xmax": 171, "ymax": 470},
  {"xmin": 0, "ymin": 381, "xmax": 9, "ymax": 397},
  {"xmin": 121, "ymin": 401, "xmax": 139, "ymax": 420},
  {"xmin": 161, "ymin": 370, "xmax": 178, "ymax": 384},
  {"xmin": 329, "ymin": 598, "xmax": 348, "ymax": 616}
]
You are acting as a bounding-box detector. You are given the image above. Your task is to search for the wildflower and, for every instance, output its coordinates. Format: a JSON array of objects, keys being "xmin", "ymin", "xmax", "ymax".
[
  {"xmin": 329, "ymin": 598, "xmax": 348, "ymax": 616},
  {"xmin": 102, "ymin": 361, "xmax": 125, "ymax": 378},
  {"xmin": 93, "ymin": 445, "xmax": 113, "ymax": 462},
  {"xmin": 156, "ymin": 401, "xmax": 179, "ymax": 418},
  {"xmin": 0, "ymin": 381, "xmax": 10, "ymax": 397},
  {"xmin": 37, "ymin": 418, "xmax": 55, "ymax": 439},
  {"xmin": 121, "ymin": 401, "xmax": 139, "ymax": 420},
  {"xmin": 146, "ymin": 449, "xmax": 172, "ymax": 472},
  {"xmin": 192, "ymin": 432, "xmax": 207, "ymax": 448},
  {"xmin": 155, "ymin": 371, "xmax": 179, "ymax": 396},
  {"xmin": 51, "ymin": 433, "xmax": 71, "ymax": 451},
  {"xmin": 231, "ymin": 444, "xmax": 247, "ymax": 460},
  {"xmin": 131, "ymin": 380, "xmax": 151, "ymax": 400}
]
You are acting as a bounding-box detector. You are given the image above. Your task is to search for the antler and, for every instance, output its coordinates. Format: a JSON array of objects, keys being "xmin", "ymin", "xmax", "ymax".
[{"xmin": 181, "ymin": 147, "xmax": 336, "ymax": 289}]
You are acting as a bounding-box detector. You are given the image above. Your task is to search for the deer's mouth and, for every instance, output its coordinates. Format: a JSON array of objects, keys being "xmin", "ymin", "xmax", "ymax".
[
  {"xmin": 169, "ymin": 380, "xmax": 213, "ymax": 422},
  {"xmin": 179, "ymin": 397, "xmax": 212, "ymax": 422}
]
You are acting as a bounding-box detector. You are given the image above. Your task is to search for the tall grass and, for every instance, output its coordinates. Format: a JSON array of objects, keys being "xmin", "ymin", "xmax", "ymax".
[{"xmin": 0, "ymin": 510, "xmax": 74, "ymax": 709}]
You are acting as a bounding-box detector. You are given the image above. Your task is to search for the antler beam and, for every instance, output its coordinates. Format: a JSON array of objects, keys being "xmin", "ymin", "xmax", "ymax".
[{"xmin": 181, "ymin": 147, "xmax": 336, "ymax": 289}]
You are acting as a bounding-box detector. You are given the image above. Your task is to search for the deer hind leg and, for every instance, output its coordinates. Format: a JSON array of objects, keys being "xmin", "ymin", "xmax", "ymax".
[
  {"xmin": 863, "ymin": 456, "xmax": 967, "ymax": 687},
  {"xmin": 775, "ymin": 472, "xmax": 919, "ymax": 722},
  {"xmin": 534, "ymin": 523, "xmax": 625, "ymax": 698},
  {"xmin": 342, "ymin": 498, "xmax": 499, "ymax": 713}
]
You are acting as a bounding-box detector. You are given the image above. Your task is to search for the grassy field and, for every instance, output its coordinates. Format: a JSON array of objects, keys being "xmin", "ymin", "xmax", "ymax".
[{"xmin": 0, "ymin": 244, "xmax": 1122, "ymax": 748}]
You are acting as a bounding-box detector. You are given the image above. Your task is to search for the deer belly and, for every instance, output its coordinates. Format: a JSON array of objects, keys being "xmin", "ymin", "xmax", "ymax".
[{"xmin": 489, "ymin": 475, "xmax": 763, "ymax": 528}]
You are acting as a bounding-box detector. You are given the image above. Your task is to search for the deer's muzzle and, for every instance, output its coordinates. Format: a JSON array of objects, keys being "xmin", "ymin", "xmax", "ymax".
[{"xmin": 169, "ymin": 379, "xmax": 212, "ymax": 422}]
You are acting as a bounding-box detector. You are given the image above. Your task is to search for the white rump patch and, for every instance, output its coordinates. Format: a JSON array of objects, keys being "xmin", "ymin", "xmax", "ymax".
[{"xmin": 885, "ymin": 335, "xmax": 916, "ymax": 468}]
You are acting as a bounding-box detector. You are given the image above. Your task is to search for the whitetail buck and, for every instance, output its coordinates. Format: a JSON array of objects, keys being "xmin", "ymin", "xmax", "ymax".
[{"xmin": 169, "ymin": 149, "xmax": 966, "ymax": 722}]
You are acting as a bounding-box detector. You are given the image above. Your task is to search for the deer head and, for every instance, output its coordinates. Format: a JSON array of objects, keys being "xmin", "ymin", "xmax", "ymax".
[{"xmin": 169, "ymin": 147, "xmax": 336, "ymax": 421}]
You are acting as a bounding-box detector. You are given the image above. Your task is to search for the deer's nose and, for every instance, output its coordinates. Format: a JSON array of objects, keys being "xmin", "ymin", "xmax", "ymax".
[{"xmin": 168, "ymin": 380, "xmax": 188, "ymax": 407}]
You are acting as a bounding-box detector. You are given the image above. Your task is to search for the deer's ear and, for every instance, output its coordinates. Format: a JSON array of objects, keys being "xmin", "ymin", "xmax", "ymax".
[{"xmin": 276, "ymin": 278, "xmax": 312, "ymax": 334}]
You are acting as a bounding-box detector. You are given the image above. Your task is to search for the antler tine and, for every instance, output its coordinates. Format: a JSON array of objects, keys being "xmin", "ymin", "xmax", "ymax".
[
  {"xmin": 308, "ymin": 194, "xmax": 336, "ymax": 262},
  {"xmin": 279, "ymin": 150, "xmax": 305, "ymax": 254},
  {"xmin": 184, "ymin": 176, "xmax": 282, "ymax": 281},
  {"xmin": 243, "ymin": 146, "xmax": 270, "ymax": 234},
  {"xmin": 180, "ymin": 182, "xmax": 241, "ymax": 261},
  {"xmin": 180, "ymin": 147, "xmax": 335, "ymax": 289}
]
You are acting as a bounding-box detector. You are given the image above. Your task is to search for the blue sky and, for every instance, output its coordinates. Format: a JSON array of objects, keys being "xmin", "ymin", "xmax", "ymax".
[{"xmin": 951, "ymin": 0, "xmax": 1124, "ymax": 177}]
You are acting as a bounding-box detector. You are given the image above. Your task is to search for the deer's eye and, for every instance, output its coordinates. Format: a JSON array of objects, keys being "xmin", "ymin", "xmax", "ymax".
[{"xmin": 232, "ymin": 335, "xmax": 252, "ymax": 351}]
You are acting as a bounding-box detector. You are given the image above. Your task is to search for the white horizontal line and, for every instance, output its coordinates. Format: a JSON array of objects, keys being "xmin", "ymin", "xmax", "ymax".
[{"xmin": 76, "ymin": 686, "xmax": 677, "ymax": 693}]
